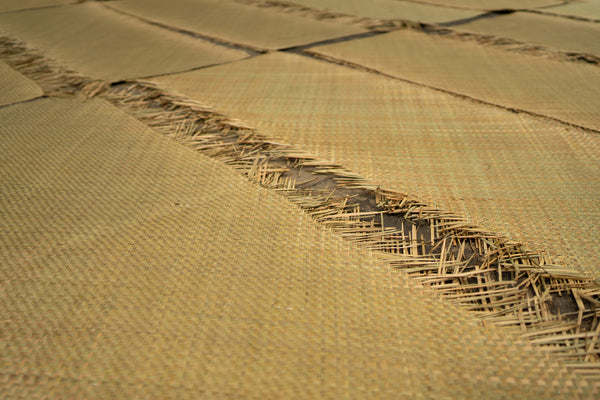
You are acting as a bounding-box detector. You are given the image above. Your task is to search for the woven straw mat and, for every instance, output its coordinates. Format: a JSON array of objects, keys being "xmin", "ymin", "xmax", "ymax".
[
  {"xmin": 453, "ymin": 11, "xmax": 600, "ymax": 57},
  {"xmin": 107, "ymin": 0, "xmax": 364, "ymax": 51},
  {"xmin": 543, "ymin": 0, "xmax": 600, "ymax": 20},
  {"xmin": 0, "ymin": 0, "xmax": 74, "ymax": 13},
  {"xmin": 312, "ymin": 29, "xmax": 600, "ymax": 132},
  {"xmin": 403, "ymin": 0, "xmax": 562, "ymax": 10},
  {"xmin": 0, "ymin": 60, "xmax": 42, "ymax": 106},
  {"xmin": 2, "ymin": 96, "xmax": 589, "ymax": 398},
  {"xmin": 282, "ymin": 0, "xmax": 481, "ymax": 23},
  {"xmin": 149, "ymin": 52, "xmax": 600, "ymax": 282},
  {"xmin": 0, "ymin": 2, "xmax": 247, "ymax": 81}
]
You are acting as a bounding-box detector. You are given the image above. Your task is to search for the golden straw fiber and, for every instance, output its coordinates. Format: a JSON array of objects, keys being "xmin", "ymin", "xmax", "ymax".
[
  {"xmin": 0, "ymin": 2, "xmax": 248, "ymax": 81},
  {"xmin": 313, "ymin": 29, "xmax": 600, "ymax": 131},
  {"xmin": 0, "ymin": 0, "xmax": 73, "ymax": 13},
  {"xmin": 149, "ymin": 52, "xmax": 600, "ymax": 282},
  {"xmin": 1, "ymin": 96, "xmax": 588, "ymax": 398},
  {"xmin": 453, "ymin": 11, "xmax": 600, "ymax": 57},
  {"xmin": 284, "ymin": 0, "xmax": 481, "ymax": 23},
  {"xmin": 99, "ymin": 79, "xmax": 600, "ymax": 381},
  {"xmin": 107, "ymin": 0, "xmax": 365, "ymax": 51},
  {"xmin": 0, "ymin": 59, "xmax": 42, "ymax": 106}
]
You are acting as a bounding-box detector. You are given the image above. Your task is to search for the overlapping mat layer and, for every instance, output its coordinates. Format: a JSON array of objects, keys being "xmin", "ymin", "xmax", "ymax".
[
  {"xmin": 285, "ymin": 0, "xmax": 481, "ymax": 23},
  {"xmin": 2, "ymin": 0, "xmax": 600, "ymax": 396},
  {"xmin": 0, "ymin": 0, "xmax": 73, "ymax": 13},
  {"xmin": 2, "ymin": 96, "xmax": 585, "ymax": 398},
  {"xmin": 542, "ymin": 0, "xmax": 600, "ymax": 19},
  {"xmin": 0, "ymin": 60, "xmax": 42, "ymax": 106},
  {"xmin": 0, "ymin": 2, "xmax": 248, "ymax": 81},
  {"xmin": 107, "ymin": 0, "xmax": 365, "ymax": 51},
  {"xmin": 150, "ymin": 52, "xmax": 600, "ymax": 281},
  {"xmin": 313, "ymin": 29, "xmax": 600, "ymax": 131},
  {"xmin": 403, "ymin": 0, "xmax": 563, "ymax": 10},
  {"xmin": 453, "ymin": 11, "xmax": 600, "ymax": 56}
]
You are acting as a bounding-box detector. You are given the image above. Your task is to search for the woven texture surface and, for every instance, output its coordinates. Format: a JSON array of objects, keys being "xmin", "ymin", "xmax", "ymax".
[
  {"xmin": 1, "ymin": 96, "xmax": 586, "ymax": 398},
  {"xmin": 150, "ymin": 52, "xmax": 600, "ymax": 281},
  {"xmin": 0, "ymin": 60, "xmax": 42, "ymax": 106},
  {"xmin": 0, "ymin": 0, "xmax": 73, "ymax": 13},
  {"xmin": 403, "ymin": 0, "xmax": 563, "ymax": 10},
  {"xmin": 313, "ymin": 29, "xmax": 600, "ymax": 131},
  {"xmin": 285, "ymin": 0, "xmax": 480, "ymax": 23},
  {"xmin": 0, "ymin": 2, "xmax": 247, "ymax": 81},
  {"xmin": 544, "ymin": 0, "xmax": 600, "ymax": 19},
  {"xmin": 108, "ymin": 0, "xmax": 365, "ymax": 51},
  {"xmin": 454, "ymin": 11, "xmax": 600, "ymax": 56}
]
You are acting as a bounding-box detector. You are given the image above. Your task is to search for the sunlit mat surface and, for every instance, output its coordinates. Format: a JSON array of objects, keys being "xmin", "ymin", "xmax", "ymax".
[
  {"xmin": 0, "ymin": 2, "xmax": 247, "ymax": 81},
  {"xmin": 452, "ymin": 11, "xmax": 600, "ymax": 56},
  {"xmin": 106, "ymin": 0, "xmax": 364, "ymax": 51},
  {"xmin": 313, "ymin": 29, "xmax": 600, "ymax": 131},
  {"xmin": 284, "ymin": 0, "xmax": 481, "ymax": 23},
  {"xmin": 402, "ymin": 0, "xmax": 562, "ymax": 10},
  {"xmin": 1, "ymin": 96, "xmax": 586, "ymax": 399},
  {"xmin": 150, "ymin": 52, "xmax": 600, "ymax": 281},
  {"xmin": 542, "ymin": 0, "xmax": 600, "ymax": 19},
  {"xmin": 0, "ymin": 60, "xmax": 42, "ymax": 106},
  {"xmin": 0, "ymin": 0, "xmax": 73, "ymax": 13}
]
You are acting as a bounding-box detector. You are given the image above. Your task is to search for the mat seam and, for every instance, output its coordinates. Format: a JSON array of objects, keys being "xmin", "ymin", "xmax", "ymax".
[
  {"xmin": 0, "ymin": 1, "xmax": 79, "ymax": 15},
  {"xmin": 297, "ymin": 48, "xmax": 600, "ymax": 135},
  {"xmin": 2, "ymin": 33, "xmax": 600, "ymax": 390},
  {"xmin": 101, "ymin": 2, "xmax": 266, "ymax": 55},
  {"xmin": 101, "ymin": 80, "xmax": 600, "ymax": 389},
  {"xmin": 0, "ymin": 94, "xmax": 45, "ymax": 109},
  {"xmin": 236, "ymin": 0, "xmax": 600, "ymax": 66}
]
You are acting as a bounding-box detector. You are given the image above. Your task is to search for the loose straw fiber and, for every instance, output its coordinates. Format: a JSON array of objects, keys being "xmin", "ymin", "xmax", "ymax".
[
  {"xmin": 0, "ymin": 0, "xmax": 73, "ymax": 13},
  {"xmin": 283, "ymin": 0, "xmax": 480, "ymax": 23},
  {"xmin": 150, "ymin": 52, "xmax": 600, "ymax": 281},
  {"xmin": 1, "ymin": 96, "xmax": 585, "ymax": 398},
  {"xmin": 453, "ymin": 11, "xmax": 600, "ymax": 57},
  {"xmin": 0, "ymin": 2, "xmax": 247, "ymax": 81},
  {"xmin": 0, "ymin": 60, "xmax": 42, "ymax": 106},
  {"xmin": 313, "ymin": 29, "xmax": 600, "ymax": 131},
  {"xmin": 108, "ymin": 0, "xmax": 365, "ymax": 51}
]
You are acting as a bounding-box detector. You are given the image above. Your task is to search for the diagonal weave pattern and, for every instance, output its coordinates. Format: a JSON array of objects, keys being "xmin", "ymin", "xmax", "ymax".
[
  {"xmin": 2, "ymin": 0, "xmax": 600, "ymax": 396},
  {"xmin": 1, "ymin": 96, "xmax": 589, "ymax": 398},
  {"xmin": 149, "ymin": 51, "xmax": 600, "ymax": 282},
  {"xmin": 452, "ymin": 11, "xmax": 600, "ymax": 57},
  {"xmin": 312, "ymin": 28, "xmax": 600, "ymax": 131},
  {"xmin": 0, "ymin": 2, "xmax": 248, "ymax": 81},
  {"xmin": 399, "ymin": 0, "xmax": 563, "ymax": 10},
  {"xmin": 107, "ymin": 0, "xmax": 365, "ymax": 51},
  {"xmin": 0, "ymin": 60, "xmax": 42, "ymax": 106},
  {"xmin": 0, "ymin": 0, "xmax": 74, "ymax": 13},
  {"xmin": 539, "ymin": 0, "xmax": 600, "ymax": 20},
  {"xmin": 283, "ymin": 0, "xmax": 481, "ymax": 23},
  {"xmin": 101, "ymin": 80, "xmax": 600, "ymax": 381}
]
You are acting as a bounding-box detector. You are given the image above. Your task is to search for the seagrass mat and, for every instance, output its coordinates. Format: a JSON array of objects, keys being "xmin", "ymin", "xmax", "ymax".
[
  {"xmin": 402, "ymin": 0, "xmax": 563, "ymax": 10},
  {"xmin": 0, "ymin": 0, "xmax": 73, "ymax": 13},
  {"xmin": 106, "ymin": 0, "xmax": 365, "ymax": 51},
  {"xmin": 149, "ymin": 52, "xmax": 600, "ymax": 281},
  {"xmin": 0, "ymin": 60, "xmax": 42, "ymax": 106},
  {"xmin": 542, "ymin": 0, "xmax": 600, "ymax": 19},
  {"xmin": 0, "ymin": 2, "xmax": 248, "ymax": 81},
  {"xmin": 313, "ymin": 29, "xmax": 600, "ymax": 131},
  {"xmin": 453, "ymin": 11, "xmax": 600, "ymax": 56},
  {"xmin": 1, "ymin": 96, "xmax": 586, "ymax": 398},
  {"xmin": 284, "ymin": 0, "xmax": 480, "ymax": 23}
]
